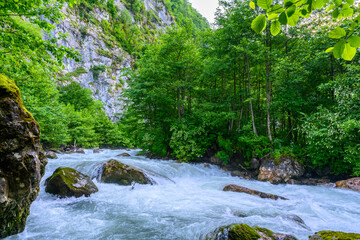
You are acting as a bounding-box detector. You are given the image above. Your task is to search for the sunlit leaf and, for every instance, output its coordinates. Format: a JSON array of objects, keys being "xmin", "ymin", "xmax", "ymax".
[
  {"xmin": 342, "ymin": 43, "xmax": 356, "ymax": 61},
  {"xmin": 251, "ymin": 14, "xmax": 267, "ymax": 33},
  {"xmin": 257, "ymin": 0, "xmax": 273, "ymax": 10},
  {"xmin": 328, "ymin": 27, "xmax": 346, "ymax": 39},
  {"xmin": 270, "ymin": 20, "xmax": 281, "ymax": 36},
  {"xmin": 333, "ymin": 39, "xmax": 346, "ymax": 58},
  {"xmin": 348, "ymin": 35, "xmax": 360, "ymax": 48},
  {"xmin": 249, "ymin": 1, "xmax": 256, "ymax": 10}
]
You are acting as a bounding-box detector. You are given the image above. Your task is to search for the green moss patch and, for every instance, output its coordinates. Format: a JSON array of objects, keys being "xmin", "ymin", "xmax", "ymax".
[{"xmin": 315, "ymin": 231, "xmax": 360, "ymax": 240}]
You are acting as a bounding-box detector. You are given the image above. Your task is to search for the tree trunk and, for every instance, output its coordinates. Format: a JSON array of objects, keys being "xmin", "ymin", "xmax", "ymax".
[
  {"xmin": 265, "ymin": 33, "xmax": 273, "ymax": 144},
  {"xmin": 245, "ymin": 55, "xmax": 258, "ymax": 138}
]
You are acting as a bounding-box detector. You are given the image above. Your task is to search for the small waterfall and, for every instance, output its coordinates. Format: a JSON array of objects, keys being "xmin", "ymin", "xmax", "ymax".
[{"xmin": 91, "ymin": 164, "xmax": 104, "ymax": 182}]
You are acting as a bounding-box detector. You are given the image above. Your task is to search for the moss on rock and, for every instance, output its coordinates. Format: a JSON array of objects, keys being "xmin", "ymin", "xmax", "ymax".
[
  {"xmin": 0, "ymin": 74, "xmax": 47, "ymax": 238},
  {"xmin": 309, "ymin": 231, "xmax": 360, "ymax": 240},
  {"xmin": 45, "ymin": 167, "xmax": 98, "ymax": 198},
  {"xmin": 100, "ymin": 159, "xmax": 153, "ymax": 185},
  {"xmin": 205, "ymin": 224, "xmax": 297, "ymax": 240}
]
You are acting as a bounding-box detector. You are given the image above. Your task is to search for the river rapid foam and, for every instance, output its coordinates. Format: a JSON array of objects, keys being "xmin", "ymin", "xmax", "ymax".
[{"xmin": 5, "ymin": 149, "xmax": 360, "ymax": 240}]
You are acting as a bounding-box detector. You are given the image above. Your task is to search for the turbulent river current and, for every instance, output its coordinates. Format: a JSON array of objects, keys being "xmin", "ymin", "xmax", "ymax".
[{"xmin": 6, "ymin": 149, "xmax": 360, "ymax": 240}]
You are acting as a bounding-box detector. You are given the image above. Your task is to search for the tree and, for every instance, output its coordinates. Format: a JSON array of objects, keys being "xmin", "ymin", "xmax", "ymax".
[{"xmin": 250, "ymin": 0, "xmax": 360, "ymax": 60}]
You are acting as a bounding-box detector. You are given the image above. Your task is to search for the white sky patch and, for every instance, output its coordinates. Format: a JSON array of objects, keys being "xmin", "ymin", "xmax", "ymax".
[{"xmin": 188, "ymin": 0, "xmax": 219, "ymax": 25}]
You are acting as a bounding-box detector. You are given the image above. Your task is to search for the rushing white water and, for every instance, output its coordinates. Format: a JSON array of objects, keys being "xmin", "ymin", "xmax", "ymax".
[{"xmin": 5, "ymin": 149, "xmax": 360, "ymax": 240}]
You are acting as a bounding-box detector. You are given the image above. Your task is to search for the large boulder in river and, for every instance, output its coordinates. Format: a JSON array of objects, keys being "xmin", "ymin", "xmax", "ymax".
[
  {"xmin": 205, "ymin": 224, "xmax": 297, "ymax": 240},
  {"xmin": 45, "ymin": 167, "xmax": 98, "ymax": 198},
  {"xmin": 100, "ymin": 159, "xmax": 153, "ymax": 185},
  {"xmin": 223, "ymin": 184, "xmax": 288, "ymax": 200},
  {"xmin": 258, "ymin": 156, "xmax": 304, "ymax": 184},
  {"xmin": 309, "ymin": 231, "xmax": 360, "ymax": 240},
  {"xmin": 0, "ymin": 74, "xmax": 48, "ymax": 238},
  {"xmin": 335, "ymin": 177, "xmax": 360, "ymax": 192}
]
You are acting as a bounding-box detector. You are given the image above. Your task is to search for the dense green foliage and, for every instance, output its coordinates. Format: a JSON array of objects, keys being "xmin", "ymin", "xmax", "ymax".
[
  {"xmin": 124, "ymin": 0, "xmax": 360, "ymax": 177},
  {"xmin": 164, "ymin": 0, "xmax": 209, "ymax": 30}
]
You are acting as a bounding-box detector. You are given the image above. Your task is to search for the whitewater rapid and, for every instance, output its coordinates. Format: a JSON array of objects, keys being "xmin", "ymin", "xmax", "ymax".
[{"xmin": 5, "ymin": 149, "xmax": 360, "ymax": 240}]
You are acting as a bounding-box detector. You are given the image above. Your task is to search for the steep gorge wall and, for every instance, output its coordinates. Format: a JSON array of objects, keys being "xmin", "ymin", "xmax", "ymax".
[{"xmin": 51, "ymin": 0, "xmax": 174, "ymax": 121}]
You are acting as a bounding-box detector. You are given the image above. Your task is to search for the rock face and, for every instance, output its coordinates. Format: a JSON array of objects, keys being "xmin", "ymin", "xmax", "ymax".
[
  {"xmin": 0, "ymin": 74, "xmax": 48, "ymax": 238},
  {"xmin": 205, "ymin": 224, "xmax": 297, "ymax": 240},
  {"xmin": 51, "ymin": 0, "xmax": 174, "ymax": 121},
  {"xmin": 223, "ymin": 184, "xmax": 288, "ymax": 200},
  {"xmin": 258, "ymin": 156, "xmax": 305, "ymax": 184},
  {"xmin": 309, "ymin": 231, "xmax": 360, "ymax": 240},
  {"xmin": 335, "ymin": 177, "xmax": 360, "ymax": 192},
  {"xmin": 45, "ymin": 167, "xmax": 98, "ymax": 198},
  {"xmin": 100, "ymin": 159, "xmax": 153, "ymax": 185}
]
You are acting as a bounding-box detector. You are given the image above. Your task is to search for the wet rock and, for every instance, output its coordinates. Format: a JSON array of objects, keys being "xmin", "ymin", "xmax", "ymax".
[
  {"xmin": 223, "ymin": 184, "xmax": 288, "ymax": 200},
  {"xmin": 0, "ymin": 74, "xmax": 47, "ymax": 238},
  {"xmin": 100, "ymin": 159, "xmax": 153, "ymax": 185},
  {"xmin": 205, "ymin": 224, "xmax": 297, "ymax": 240},
  {"xmin": 125, "ymin": 148, "xmax": 131, "ymax": 151},
  {"xmin": 230, "ymin": 171, "xmax": 251, "ymax": 179},
  {"xmin": 204, "ymin": 164, "xmax": 211, "ymax": 168},
  {"xmin": 309, "ymin": 231, "xmax": 360, "ymax": 240},
  {"xmin": 75, "ymin": 148, "xmax": 85, "ymax": 154},
  {"xmin": 335, "ymin": 177, "xmax": 360, "ymax": 192},
  {"xmin": 93, "ymin": 147, "xmax": 102, "ymax": 153},
  {"xmin": 117, "ymin": 152, "xmax": 131, "ymax": 157},
  {"xmin": 297, "ymin": 178, "xmax": 332, "ymax": 186},
  {"xmin": 46, "ymin": 151, "xmax": 58, "ymax": 159},
  {"xmin": 280, "ymin": 214, "xmax": 311, "ymax": 230},
  {"xmin": 210, "ymin": 156, "xmax": 222, "ymax": 165},
  {"xmin": 258, "ymin": 156, "xmax": 305, "ymax": 184},
  {"xmin": 249, "ymin": 158, "xmax": 260, "ymax": 170},
  {"xmin": 232, "ymin": 211, "xmax": 247, "ymax": 218},
  {"xmin": 45, "ymin": 167, "xmax": 98, "ymax": 198}
]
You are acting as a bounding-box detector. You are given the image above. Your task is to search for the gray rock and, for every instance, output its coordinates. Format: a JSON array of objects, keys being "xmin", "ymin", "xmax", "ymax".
[
  {"xmin": 249, "ymin": 158, "xmax": 260, "ymax": 170},
  {"xmin": 210, "ymin": 156, "xmax": 222, "ymax": 165},
  {"xmin": 223, "ymin": 184, "xmax": 288, "ymax": 200},
  {"xmin": 0, "ymin": 75, "xmax": 47, "ymax": 238},
  {"xmin": 75, "ymin": 148, "xmax": 85, "ymax": 154},
  {"xmin": 280, "ymin": 214, "xmax": 311, "ymax": 230},
  {"xmin": 45, "ymin": 167, "xmax": 98, "ymax": 198},
  {"xmin": 258, "ymin": 156, "xmax": 305, "ymax": 184},
  {"xmin": 93, "ymin": 147, "xmax": 102, "ymax": 153},
  {"xmin": 117, "ymin": 152, "xmax": 131, "ymax": 157},
  {"xmin": 46, "ymin": 151, "xmax": 58, "ymax": 159}
]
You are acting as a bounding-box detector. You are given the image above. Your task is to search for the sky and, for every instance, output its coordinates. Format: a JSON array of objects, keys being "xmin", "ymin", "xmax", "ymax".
[{"xmin": 188, "ymin": 0, "xmax": 219, "ymax": 24}]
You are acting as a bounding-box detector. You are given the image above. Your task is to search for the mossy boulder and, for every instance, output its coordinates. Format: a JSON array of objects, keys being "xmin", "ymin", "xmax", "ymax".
[
  {"xmin": 0, "ymin": 74, "xmax": 48, "ymax": 238},
  {"xmin": 45, "ymin": 167, "xmax": 98, "ymax": 198},
  {"xmin": 205, "ymin": 224, "xmax": 297, "ymax": 240},
  {"xmin": 335, "ymin": 177, "xmax": 360, "ymax": 192},
  {"xmin": 309, "ymin": 231, "xmax": 360, "ymax": 240},
  {"xmin": 100, "ymin": 159, "xmax": 153, "ymax": 185},
  {"xmin": 258, "ymin": 156, "xmax": 304, "ymax": 184},
  {"xmin": 223, "ymin": 184, "xmax": 288, "ymax": 200}
]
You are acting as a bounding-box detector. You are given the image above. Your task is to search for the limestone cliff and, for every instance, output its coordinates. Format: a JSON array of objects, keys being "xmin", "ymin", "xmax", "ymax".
[
  {"xmin": 0, "ymin": 74, "xmax": 47, "ymax": 238},
  {"xmin": 51, "ymin": 0, "xmax": 174, "ymax": 121}
]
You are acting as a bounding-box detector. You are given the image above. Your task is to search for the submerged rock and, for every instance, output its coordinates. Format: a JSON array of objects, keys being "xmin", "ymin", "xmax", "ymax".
[
  {"xmin": 335, "ymin": 177, "xmax": 360, "ymax": 192},
  {"xmin": 223, "ymin": 184, "xmax": 288, "ymax": 200},
  {"xmin": 280, "ymin": 214, "xmax": 311, "ymax": 230},
  {"xmin": 45, "ymin": 167, "xmax": 98, "ymax": 198},
  {"xmin": 93, "ymin": 147, "xmax": 102, "ymax": 153},
  {"xmin": 205, "ymin": 224, "xmax": 297, "ymax": 240},
  {"xmin": 258, "ymin": 156, "xmax": 304, "ymax": 184},
  {"xmin": 117, "ymin": 152, "xmax": 131, "ymax": 157},
  {"xmin": 46, "ymin": 151, "xmax": 58, "ymax": 159},
  {"xmin": 100, "ymin": 159, "xmax": 153, "ymax": 185},
  {"xmin": 0, "ymin": 74, "xmax": 47, "ymax": 238},
  {"xmin": 309, "ymin": 231, "xmax": 360, "ymax": 240},
  {"xmin": 75, "ymin": 148, "xmax": 85, "ymax": 154}
]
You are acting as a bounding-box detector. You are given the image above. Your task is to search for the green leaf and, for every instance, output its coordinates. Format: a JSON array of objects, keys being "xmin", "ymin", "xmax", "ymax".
[
  {"xmin": 251, "ymin": 14, "xmax": 267, "ymax": 33},
  {"xmin": 284, "ymin": 0, "xmax": 294, "ymax": 7},
  {"xmin": 342, "ymin": 43, "xmax": 356, "ymax": 60},
  {"xmin": 334, "ymin": 0, "xmax": 342, "ymax": 6},
  {"xmin": 339, "ymin": 7, "xmax": 353, "ymax": 18},
  {"xmin": 249, "ymin": 1, "xmax": 256, "ymax": 10},
  {"xmin": 328, "ymin": 27, "xmax": 346, "ymax": 39},
  {"xmin": 269, "ymin": 4, "xmax": 283, "ymax": 13},
  {"xmin": 325, "ymin": 47, "xmax": 334, "ymax": 53},
  {"xmin": 267, "ymin": 13, "xmax": 279, "ymax": 20},
  {"xmin": 286, "ymin": 5, "xmax": 296, "ymax": 17},
  {"xmin": 347, "ymin": 0, "xmax": 354, "ymax": 4},
  {"xmin": 348, "ymin": 35, "xmax": 360, "ymax": 48},
  {"xmin": 279, "ymin": 12, "xmax": 288, "ymax": 25},
  {"xmin": 332, "ymin": 8, "xmax": 340, "ymax": 18},
  {"xmin": 257, "ymin": 0, "xmax": 273, "ymax": 10},
  {"xmin": 333, "ymin": 39, "xmax": 346, "ymax": 58},
  {"xmin": 287, "ymin": 11, "xmax": 300, "ymax": 26},
  {"xmin": 270, "ymin": 20, "xmax": 281, "ymax": 36},
  {"xmin": 312, "ymin": 0, "xmax": 324, "ymax": 9},
  {"xmin": 326, "ymin": 4, "xmax": 335, "ymax": 11}
]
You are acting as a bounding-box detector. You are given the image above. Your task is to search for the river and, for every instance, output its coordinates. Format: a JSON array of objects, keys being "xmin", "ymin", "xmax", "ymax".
[{"xmin": 5, "ymin": 149, "xmax": 360, "ymax": 240}]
